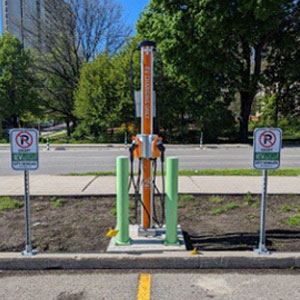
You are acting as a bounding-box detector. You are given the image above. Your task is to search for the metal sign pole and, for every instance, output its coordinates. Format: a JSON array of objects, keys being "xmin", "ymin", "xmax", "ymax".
[
  {"xmin": 23, "ymin": 170, "xmax": 31, "ymax": 254},
  {"xmin": 255, "ymin": 169, "xmax": 270, "ymax": 255},
  {"xmin": 22, "ymin": 170, "xmax": 37, "ymax": 255}
]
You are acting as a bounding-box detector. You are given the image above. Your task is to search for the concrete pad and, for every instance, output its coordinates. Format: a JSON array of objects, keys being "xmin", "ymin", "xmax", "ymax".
[{"xmin": 106, "ymin": 225, "xmax": 186, "ymax": 253}]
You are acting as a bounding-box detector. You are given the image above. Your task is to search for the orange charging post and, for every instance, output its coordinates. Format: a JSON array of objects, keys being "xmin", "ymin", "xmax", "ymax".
[
  {"xmin": 130, "ymin": 40, "xmax": 165, "ymax": 232},
  {"xmin": 141, "ymin": 41, "xmax": 154, "ymax": 229}
]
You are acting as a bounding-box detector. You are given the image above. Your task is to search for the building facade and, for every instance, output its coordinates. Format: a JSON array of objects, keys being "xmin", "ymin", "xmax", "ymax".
[{"xmin": 1, "ymin": 0, "xmax": 67, "ymax": 47}]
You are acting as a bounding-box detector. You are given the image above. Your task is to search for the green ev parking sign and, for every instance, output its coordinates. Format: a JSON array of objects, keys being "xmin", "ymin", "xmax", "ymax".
[
  {"xmin": 253, "ymin": 128, "xmax": 282, "ymax": 170},
  {"xmin": 10, "ymin": 129, "xmax": 39, "ymax": 171}
]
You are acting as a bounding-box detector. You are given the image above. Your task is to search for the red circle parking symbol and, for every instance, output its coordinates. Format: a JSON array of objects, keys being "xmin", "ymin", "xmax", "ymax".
[
  {"xmin": 259, "ymin": 131, "xmax": 276, "ymax": 149},
  {"xmin": 16, "ymin": 131, "xmax": 34, "ymax": 149}
]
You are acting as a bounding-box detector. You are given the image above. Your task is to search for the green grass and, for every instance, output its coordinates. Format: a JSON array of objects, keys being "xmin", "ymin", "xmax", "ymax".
[
  {"xmin": 40, "ymin": 131, "xmax": 96, "ymax": 144},
  {"xmin": 282, "ymin": 204, "xmax": 293, "ymax": 213},
  {"xmin": 178, "ymin": 194, "xmax": 195, "ymax": 208},
  {"xmin": 281, "ymin": 204, "xmax": 300, "ymax": 213},
  {"xmin": 209, "ymin": 196, "xmax": 224, "ymax": 204},
  {"xmin": 0, "ymin": 197, "xmax": 23, "ymax": 211},
  {"xmin": 180, "ymin": 194, "xmax": 195, "ymax": 202},
  {"xmin": 251, "ymin": 202, "xmax": 258, "ymax": 209},
  {"xmin": 211, "ymin": 202, "xmax": 239, "ymax": 215},
  {"xmin": 244, "ymin": 191, "xmax": 252, "ymax": 204},
  {"xmin": 50, "ymin": 197, "xmax": 65, "ymax": 208},
  {"xmin": 284, "ymin": 215, "xmax": 300, "ymax": 227},
  {"xmin": 178, "ymin": 168, "xmax": 300, "ymax": 176},
  {"xmin": 62, "ymin": 168, "xmax": 300, "ymax": 177},
  {"xmin": 110, "ymin": 208, "xmax": 117, "ymax": 216}
]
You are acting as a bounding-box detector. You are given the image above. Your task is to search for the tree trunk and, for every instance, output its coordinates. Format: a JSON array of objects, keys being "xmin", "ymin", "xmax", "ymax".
[
  {"xmin": 238, "ymin": 42, "xmax": 263, "ymax": 143},
  {"xmin": 12, "ymin": 115, "xmax": 19, "ymax": 128},
  {"xmin": 71, "ymin": 118, "xmax": 77, "ymax": 133},
  {"xmin": 66, "ymin": 120, "xmax": 71, "ymax": 138},
  {"xmin": 239, "ymin": 91, "xmax": 253, "ymax": 143}
]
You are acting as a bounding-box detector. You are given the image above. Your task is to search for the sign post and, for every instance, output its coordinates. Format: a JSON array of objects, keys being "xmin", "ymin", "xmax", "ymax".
[
  {"xmin": 10, "ymin": 129, "xmax": 39, "ymax": 255},
  {"xmin": 253, "ymin": 128, "xmax": 282, "ymax": 255}
]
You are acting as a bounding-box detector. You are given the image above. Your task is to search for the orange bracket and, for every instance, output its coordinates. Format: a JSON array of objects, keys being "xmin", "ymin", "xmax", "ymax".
[
  {"xmin": 132, "ymin": 136, "xmax": 142, "ymax": 158},
  {"xmin": 152, "ymin": 137, "xmax": 163, "ymax": 159}
]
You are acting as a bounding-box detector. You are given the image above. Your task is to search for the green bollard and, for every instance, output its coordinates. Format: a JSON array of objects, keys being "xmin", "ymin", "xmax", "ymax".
[
  {"xmin": 115, "ymin": 156, "xmax": 131, "ymax": 245},
  {"xmin": 164, "ymin": 157, "xmax": 180, "ymax": 245}
]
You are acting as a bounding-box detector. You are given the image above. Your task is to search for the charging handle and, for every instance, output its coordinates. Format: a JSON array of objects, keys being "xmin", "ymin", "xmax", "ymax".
[
  {"xmin": 152, "ymin": 137, "xmax": 163, "ymax": 159},
  {"xmin": 131, "ymin": 136, "xmax": 142, "ymax": 159}
]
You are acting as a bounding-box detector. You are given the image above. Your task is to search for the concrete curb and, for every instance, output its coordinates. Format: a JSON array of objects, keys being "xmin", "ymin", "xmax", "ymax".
[{"xmin": 1, "ymin": 252, "xmax": 300, "ymax": 270}]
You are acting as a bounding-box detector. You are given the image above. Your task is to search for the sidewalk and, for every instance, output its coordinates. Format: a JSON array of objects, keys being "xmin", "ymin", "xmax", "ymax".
[{"xmin": 0, "ymin": 175, "xmax": 300, "ymax": 196}]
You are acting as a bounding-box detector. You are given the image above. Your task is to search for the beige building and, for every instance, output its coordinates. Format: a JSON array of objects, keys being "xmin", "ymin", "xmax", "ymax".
[{"xmin": 1, "ymin": 0, "xmax": 67, "ymax": 47}]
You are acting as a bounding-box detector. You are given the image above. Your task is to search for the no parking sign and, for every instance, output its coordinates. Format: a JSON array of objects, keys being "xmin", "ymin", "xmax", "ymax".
[
  {"xmin": 253, "ymin": 128, "xmax": 282, "ymax": 170},
  {"xmin": 10, "ymin": 129, "xmax": 39, "ymax": 171}
]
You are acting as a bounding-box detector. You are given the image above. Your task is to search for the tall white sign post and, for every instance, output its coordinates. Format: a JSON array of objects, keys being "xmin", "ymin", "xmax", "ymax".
[
  {"xmin": 253, "ymin": 128, "xmax": 282, "ymax": 255},
  {"xmin": 10, "ymin": 129, "xmax": 39, "ymax": 256}
]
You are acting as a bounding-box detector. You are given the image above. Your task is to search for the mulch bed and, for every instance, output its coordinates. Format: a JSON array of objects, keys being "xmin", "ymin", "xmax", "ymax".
[{"xmin": 1, "ymin": 194, "xmax": 300, "ymax": 252}]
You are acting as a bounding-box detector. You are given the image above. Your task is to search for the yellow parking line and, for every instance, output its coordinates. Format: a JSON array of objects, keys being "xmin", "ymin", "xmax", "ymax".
[{"xmin": 137, "ymin": 273, "xmax": 151, "ymax": 300}]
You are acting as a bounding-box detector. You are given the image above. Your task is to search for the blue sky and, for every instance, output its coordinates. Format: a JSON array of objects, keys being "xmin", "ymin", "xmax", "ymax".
[{"xmin": 118, "ymin": 0, "xmax": 149, "ymax": 29}]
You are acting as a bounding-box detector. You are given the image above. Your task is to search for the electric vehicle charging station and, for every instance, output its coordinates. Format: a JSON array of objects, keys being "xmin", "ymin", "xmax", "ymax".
[
  {"xmin": 130, "ymin": 41, "xmax": 165, "ymax": 234},
  {"xmin": 108, "ymin": 41, "xmax": 183, "ymax": 250}
]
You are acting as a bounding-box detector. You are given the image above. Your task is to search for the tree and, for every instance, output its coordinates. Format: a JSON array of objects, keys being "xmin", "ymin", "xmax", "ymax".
[
  {"xmin": 74, "ymin": 53, "xmax": 127, "ymax": 140},
  {"xmin": 23, "ymin": 0, "xmax": 131, "ymax": 136},
  {"xmin": 137, "ymin": 0, "xmax": 300, "ymax": 141},
  {"xmin": 264, "ymin": 11, "xmax": 300, "ymax": 129},
  {"xmin": 0, "ymin": 33, "xmax": 39, "ymax": 129}
]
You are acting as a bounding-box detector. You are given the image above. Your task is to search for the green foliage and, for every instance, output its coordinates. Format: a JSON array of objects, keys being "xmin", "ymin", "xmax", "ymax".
[
  {"xmin": 178, "ymin": 194, "xmax": 196, "ymax": 208},
  {"xmin": 137, "ymin": 0, "xmax": 300, "ymax": 141},
  {"xmin": 180, "ymin": 194, "xmax": 195, "ymax": 202},
  {"xmin": 74, "ymin": 51, "xmax": 134, "ymax": 141},
  {"xmin": 211, "ymin": 202, "xmax": 238, "ymax": 215},
  {"xmin": 256, "ymin": 95, "xmax": 277, "ymax": 127},
  {"xmin": 284, "ymin": 215, "xmax": 300, "ymax": 227},
  {"xmin": 0, "ymin": 33, "xmax": 39, "ymax": 129},
  {"xmin": 281, "ymin": 204, "xmax": 300, "ymax": 213},
  {"xmin": 282, "ymin": 204, "xmax": 293, "ymax": 213},
  {"xmin": 50, "ymin": 197, "xmax": 65, "ymax": 208},
  {"xmin": 0, "ymin": 197, "xmax": 23, "ymax": 211},
  {"xmin": 178, "ymin": 168, "xmax": 300, "ymax": 176},
  {"xmin": 251, "ymin": 202, "xmax": 258, "ymax": 209},
  {"xmin": 209, "ymin": 196, "xmax": 224, "ymax": 204},
  {"xmin": 110, "ymin": 208, "xmax": 117, "ymax": 216},
  {"xmin": 244, "ymin": 192, "xmax": 253, "ymax": 205}
]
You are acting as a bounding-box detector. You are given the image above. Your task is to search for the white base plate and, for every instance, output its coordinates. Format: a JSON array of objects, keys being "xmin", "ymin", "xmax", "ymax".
[{"xmin": 106, "ymin": 224, "xmax": 186, "ymax": 253}]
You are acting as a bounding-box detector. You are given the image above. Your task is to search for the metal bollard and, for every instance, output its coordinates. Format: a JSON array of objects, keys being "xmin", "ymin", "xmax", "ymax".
[
  {"xmin": 124, "ymin": 132, "xmax": 128, "ymax": 149},
  {"xmin": 115, "ymin": 156, "xmax": 131, "ymax": 245},
  {"xmin": 164, "ymin": 157, "xmax": 180, "ymax": 245},
  {"xmin": 200, "ymin": 132, "xmax": 203, "ymax": 149},
  {"xmin": 46, "ymin": 134, "xmax": 50, "ymax": 151}
]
